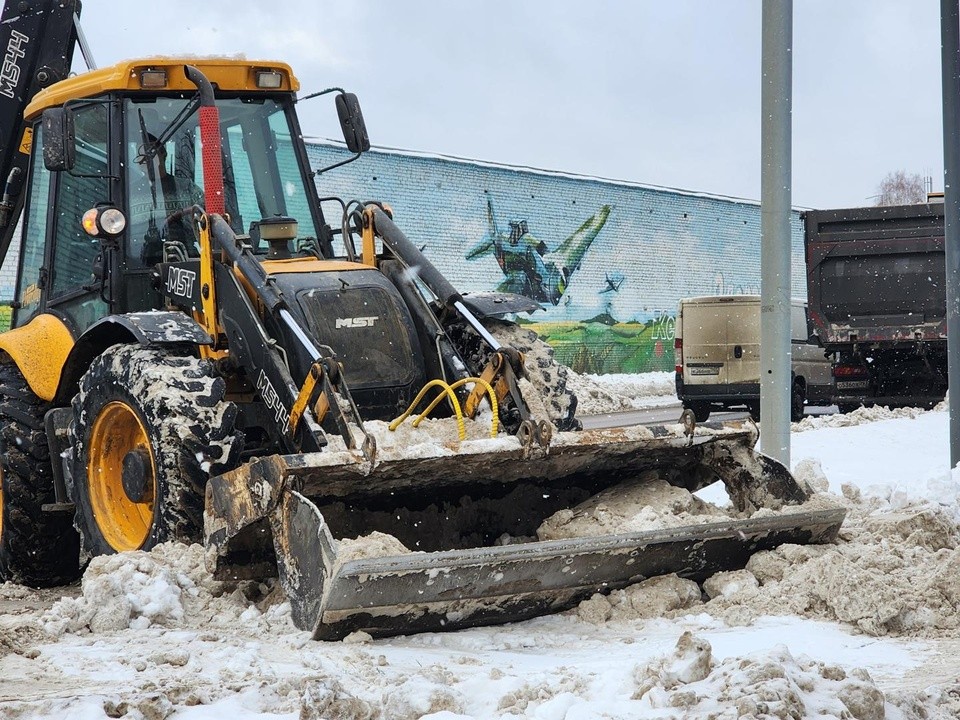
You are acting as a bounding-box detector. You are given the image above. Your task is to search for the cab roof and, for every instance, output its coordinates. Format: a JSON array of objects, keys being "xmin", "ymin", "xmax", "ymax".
[{"xmin": 25, "ymin": 57, "xmax": 299, "ymax": 119}]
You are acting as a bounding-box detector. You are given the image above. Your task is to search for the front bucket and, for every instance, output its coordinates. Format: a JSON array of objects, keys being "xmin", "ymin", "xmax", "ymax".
[
  {"xmin": 276, "ymin": 493, "xmax": 844, "ymax": 639},
  {"xmin": 203, "ymin": 421, "xmax": 846, "ymax": 639}
]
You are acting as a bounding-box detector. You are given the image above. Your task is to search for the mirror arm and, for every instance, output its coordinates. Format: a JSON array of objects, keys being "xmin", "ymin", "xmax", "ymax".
[
  {"xmin": 312, "ymin": 151, "xmax": 362, "ymax": 177},
  {"xmin": 296, "ymin": 86, "xmax": 346, "ymax": 103}
]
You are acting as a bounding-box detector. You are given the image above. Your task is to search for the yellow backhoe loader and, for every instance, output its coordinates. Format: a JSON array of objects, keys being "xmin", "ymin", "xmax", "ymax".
[{"xmin": 0, "ymin": 0, "xmax": 844, "ymax": 639}]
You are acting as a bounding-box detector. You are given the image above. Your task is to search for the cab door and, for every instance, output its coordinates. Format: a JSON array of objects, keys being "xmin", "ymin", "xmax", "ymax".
[{"xmin": 10, "ymin": 120, "xmax": 51, "ymax": 329}]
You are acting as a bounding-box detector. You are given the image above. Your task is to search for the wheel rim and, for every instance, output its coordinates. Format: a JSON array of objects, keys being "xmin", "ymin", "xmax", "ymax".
[{"xmin": 87, "ymin": 401, "xmax": 157, "ymax": 551}]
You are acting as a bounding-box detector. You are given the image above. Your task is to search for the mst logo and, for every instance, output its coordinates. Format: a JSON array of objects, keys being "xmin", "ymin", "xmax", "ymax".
[
  {"xmin": 335, "ymin": 316, "xmax": 379, "ymax": 329},
  {"xmin": 166, "ymin": 267, "xmax": 197, "ymax": 298},
  {"xmin": 0, "ymin": 30, "xmax": 27, "ymax": 100}
]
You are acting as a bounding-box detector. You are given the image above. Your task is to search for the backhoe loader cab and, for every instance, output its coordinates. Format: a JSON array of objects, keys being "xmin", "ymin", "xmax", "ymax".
[
  {"xmin": 18, "ymin": 60, "xmax": 336, "ymax": 331},
  {"xmin": 0, "ymin": 44, "xmax": 844, "ymax": 639}
]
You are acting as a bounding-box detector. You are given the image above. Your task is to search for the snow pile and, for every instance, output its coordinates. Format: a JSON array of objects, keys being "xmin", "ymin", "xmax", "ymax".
[
  {"xmin": 567, "ymin": 455, "xmax": 960, "ymax": 640},
  {"xmin": 321, "ymin": 416, "xmax": 521, "ymax": 462},
  {"xmin": 573, "ymin": 477, "xmax": 960, "ymax": 638},
  {"xmin": 42, "ymin": 543, "xmax": 294, "ymax": 637},
  {"xmin": 587, "ymin": 371, "xmax": 676, "ymax": 401},
  {"xmin": 336, "ymin": 531, "xmax": 413, "ymax": 562},
  {"xmin": 792, "ymin": 404, "xmax": 929, "ymax": 432},
  {"xmin": 577, "ymin": 574, "xmax": 703, "ymax": 624},
  {"xmin": 538, "ymin": 473, "xmax": 729, "ymax": 540},
  {"xmin": 565, "ymin": 371, "xmax": 636, "ymax": 414},
  {"xmin": 721, "ymin": 499, "xmax": 960, "ymax": 637},
  {"xmin": 566, "ymin": 370, "xmax": 677, "ymax": 414},
  {"xmin": 631, "ymin": 632, "xmax": 959, "ymax": 720}
]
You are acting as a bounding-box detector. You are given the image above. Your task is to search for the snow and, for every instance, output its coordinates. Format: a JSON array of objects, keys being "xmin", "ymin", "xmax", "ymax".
[{"xmin": 3, "ymin": 375, "xmax": 960, "ymax": 718}]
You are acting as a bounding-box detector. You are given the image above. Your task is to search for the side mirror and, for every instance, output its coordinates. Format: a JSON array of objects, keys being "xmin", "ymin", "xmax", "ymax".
[
  {"xmin": 335, "ymin": 93, "xmax": 370, "ymax": 154},
  {"xmin": 42, "ymin": 108, "xmax": 75, "ymax": 171}
]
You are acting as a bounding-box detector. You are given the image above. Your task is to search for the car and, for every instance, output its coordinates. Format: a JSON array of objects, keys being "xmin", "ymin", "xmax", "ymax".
[{"xmin": 674, "ymin": 295, "xmax": 832, "ymax": 421}]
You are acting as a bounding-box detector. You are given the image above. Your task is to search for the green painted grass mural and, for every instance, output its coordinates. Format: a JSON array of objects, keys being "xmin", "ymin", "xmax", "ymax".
[{"xmin": 521, "ymin": 317, "xmax": 676, "ymax": 375}]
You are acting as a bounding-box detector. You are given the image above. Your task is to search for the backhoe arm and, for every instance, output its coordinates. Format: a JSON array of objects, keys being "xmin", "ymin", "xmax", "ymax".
[{"xmin": 0, "ymin": 0, "xmax": 86, "ymax": 268}]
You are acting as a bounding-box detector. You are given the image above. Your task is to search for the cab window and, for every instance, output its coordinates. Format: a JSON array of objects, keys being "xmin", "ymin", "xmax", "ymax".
[
  {"xmin": 12, "ymin": 123, "xmax": 50, "ymax": 328},
  {"xmin": 47, "ymin": 102, "xmax": 110, "ymax": 331}
]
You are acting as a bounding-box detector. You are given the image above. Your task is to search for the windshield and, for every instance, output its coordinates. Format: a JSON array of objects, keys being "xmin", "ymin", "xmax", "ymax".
[{"xmin": 124, "ymin": 96, "xmax": 319, "ymax": 265}]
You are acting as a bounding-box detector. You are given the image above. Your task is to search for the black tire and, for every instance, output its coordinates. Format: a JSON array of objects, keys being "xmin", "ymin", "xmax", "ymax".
[
  {"xmin": 747, "ymin": 402, "xmax": 761, "ymax": 421},
  {"xmin": 837, "ymin": 402, "xmax": 861, "ymax": 414},
  {"xmin": 483, "ymin": 320, "xmax": 580, "ymax": 431},
  {"xmin": 790, "ymin": 382, "xmax": 806, "ymax": 422},
  {"xmin": 0, "ymin": 363, "xmax": 80, "ymax": 586},
  {"xmin": 70, "ymin": 345, "xmax": 243, "ymax": 556},
  {"xmin": 688, "ymin": 401, "xmax": 711, "ymax": 422}
]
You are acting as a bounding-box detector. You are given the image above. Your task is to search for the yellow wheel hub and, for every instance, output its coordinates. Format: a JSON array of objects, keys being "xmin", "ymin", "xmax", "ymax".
[{"xmin": 87, "ymin": 401, "xmax": 157, "ymax": 551}]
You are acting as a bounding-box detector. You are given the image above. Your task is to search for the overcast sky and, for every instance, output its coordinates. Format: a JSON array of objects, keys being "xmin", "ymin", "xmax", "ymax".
[{"xmin": 78, "ymin": 0, "xmax": 943, "ymax": 209}]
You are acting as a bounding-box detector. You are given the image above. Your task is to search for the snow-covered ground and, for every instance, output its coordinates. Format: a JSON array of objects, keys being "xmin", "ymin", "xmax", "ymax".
[{"xmin": 2, "ymin": 375, "xmax": 960, "ymax": 719}]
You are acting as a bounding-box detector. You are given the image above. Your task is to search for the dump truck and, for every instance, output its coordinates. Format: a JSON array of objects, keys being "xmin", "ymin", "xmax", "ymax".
[
  {"xmin": 803, "ymin": 202, "xmax": 946, "ymax": 411},
  {"xmin": 0, "ymin": 0, "xmax": 845, "ymax": 639}
]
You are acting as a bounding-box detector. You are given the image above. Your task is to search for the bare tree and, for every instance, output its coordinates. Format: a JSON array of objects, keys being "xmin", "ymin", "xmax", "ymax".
[{"xmin": 875, "ymin": 171, "xmax": 927, "ymax": 206}]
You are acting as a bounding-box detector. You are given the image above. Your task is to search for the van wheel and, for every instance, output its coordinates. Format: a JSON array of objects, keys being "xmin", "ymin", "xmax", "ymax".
[
  {"xmin": 790, "ymin": 383, "xmax": 806, "ymax": 422},
  {"xmin": 837, "ymin": 402, "xmax": 860, "ymax": 414},
  {"xmin": 688, "ymin": 402, "xmax": 711, "ymax": 422},
  {"xmin": 747, "ymin": 402, "xmax": 761, "ymax": 421}
]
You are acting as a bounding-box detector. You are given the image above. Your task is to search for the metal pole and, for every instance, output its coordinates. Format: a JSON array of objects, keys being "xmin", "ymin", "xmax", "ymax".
[
  {"xmin": 941, "ymin": 0, "xmax": 960, "ymax": 467},
  {"xmin": 759, "ymin": 0, "xmax": 793, "ymax": 464}
]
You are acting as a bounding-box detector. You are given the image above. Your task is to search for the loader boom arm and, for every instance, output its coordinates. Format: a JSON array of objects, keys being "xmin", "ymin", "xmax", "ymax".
[
  {"xmin": 161, "ymin": 212, "xmax": 377, "ymax": 458},
  {"xmin": 0, "ymin": 0, "xmax": 84, "ymax": 268}
]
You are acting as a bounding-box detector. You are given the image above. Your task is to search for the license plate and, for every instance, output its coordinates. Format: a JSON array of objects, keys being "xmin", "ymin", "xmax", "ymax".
[
  {"xmin": 835, "ymin": 380, "xmax": 869, "ymax": 390},
  {"xmin": 689, "ymin": 366, "xmax": 720, "ymax": 376}
]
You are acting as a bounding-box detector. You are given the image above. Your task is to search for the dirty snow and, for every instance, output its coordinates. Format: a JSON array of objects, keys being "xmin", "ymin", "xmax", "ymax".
[
  {"xmin": 2, "ymin": 376, "xmax": 960, "ymax": 718},
  {"xmin": 337, "ymin": 531, "xmax": 414, "ymax": 562},
  {"xmin": 537, "ymin": 471, "xmax": 731, "ymax": 540},
  {"xmin": 566, "ymin": 370, "xmax": 677, "ymax": 414}
]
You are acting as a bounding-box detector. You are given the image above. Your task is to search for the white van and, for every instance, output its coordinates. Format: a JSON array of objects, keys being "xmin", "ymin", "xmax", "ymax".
[{"xmin": 674, "ymin": 295, "xmax": 832, "ymax": 421}]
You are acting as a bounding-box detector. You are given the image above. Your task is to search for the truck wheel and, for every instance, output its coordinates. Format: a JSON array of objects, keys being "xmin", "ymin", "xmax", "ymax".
[
  {"xmin": 0, "ymin": 364, "xmax": 80, "ymax": 586},
  {"xmin": 70, "ymin": 345, "xmax": 243, "ymax": 555},
  {"xmin": 790, "ymin": 382, "xmax": 806, "ymax": 422},
  {"xmin": 688, "ymin": 402, "xmax": 711, "ymax": 422}
]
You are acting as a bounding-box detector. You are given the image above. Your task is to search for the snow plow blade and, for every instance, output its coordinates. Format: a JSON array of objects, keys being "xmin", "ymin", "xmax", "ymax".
[{"xmin": 204, "ymin": 422, "xmax": 846, "ymax": 640}]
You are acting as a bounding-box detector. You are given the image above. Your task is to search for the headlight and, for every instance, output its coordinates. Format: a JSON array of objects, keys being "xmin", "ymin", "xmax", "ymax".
[
  {"xmin": 255, "ymin": 70, "xmax": 283, "ymax": 88},
  {"xmin": 81, "ymin": 206, "xmax": 127, "ymax": 237},
  {"xmin": 139, "ymin": 69, "xmax": 167, "ymax": 88},
  {"xmin": 99, "ymin": 207, "xmax": 127, "ymax": 234}
]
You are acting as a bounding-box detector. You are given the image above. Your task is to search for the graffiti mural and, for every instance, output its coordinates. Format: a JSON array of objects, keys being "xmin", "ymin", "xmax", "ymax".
[
  {"xmin": 466, "ymin": 198, "xmax": 611, "ymax": 305},
  {"xmin": 301, "ymin": 143, "xmax": 807, "ymax": 374}
]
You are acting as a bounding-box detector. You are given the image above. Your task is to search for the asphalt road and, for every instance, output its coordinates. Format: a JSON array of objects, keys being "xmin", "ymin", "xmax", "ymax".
[
  {"xmin": 579, "ymin": 403, "xmax": 835, "ymax": 430},
  {"xmin": 579, "ymin": 404, "xmax": 747, "ymax": 429}
]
